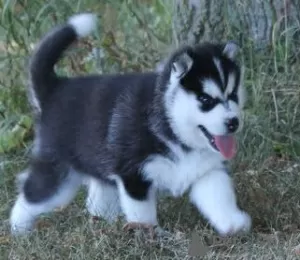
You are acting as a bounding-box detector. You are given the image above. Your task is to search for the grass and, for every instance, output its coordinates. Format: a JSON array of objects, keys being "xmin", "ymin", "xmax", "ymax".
[
  {"xmin": 1, "ymin": 158, "xmax": 300, "ymax": 259},
  {"xmin": 1, "ymin": 0, "xmax": 300, "ymax": 259}
]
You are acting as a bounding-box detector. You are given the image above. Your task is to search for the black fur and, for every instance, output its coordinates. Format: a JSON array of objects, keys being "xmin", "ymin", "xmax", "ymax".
[
  {"xmin": 29, "ymin": 25, "xmax": 77, "ymax": 105},
  {"xmin": 25, "ymin": 72, "xmax": 171, "ymax": 202}
]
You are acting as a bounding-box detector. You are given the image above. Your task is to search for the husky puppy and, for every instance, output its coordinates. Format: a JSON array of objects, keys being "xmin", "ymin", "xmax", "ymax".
[{"xmin": 10, "ymin": 13, "xmax": 251, "ymax": 236}]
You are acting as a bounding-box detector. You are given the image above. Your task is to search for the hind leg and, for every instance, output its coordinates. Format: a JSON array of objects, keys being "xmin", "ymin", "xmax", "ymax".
[
  {"xmin": 10, "ymin": 159, "xmax": 82, "ymax": 235},
  {"xmin": 85, "ymin": 178, "xmax": 121, "ymax": 222}
]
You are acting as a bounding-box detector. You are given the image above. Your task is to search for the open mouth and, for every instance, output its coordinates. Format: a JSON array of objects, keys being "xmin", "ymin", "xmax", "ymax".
[{"xmin": 198, "ymin": 125, "xmax": 237, "ymax": 160}]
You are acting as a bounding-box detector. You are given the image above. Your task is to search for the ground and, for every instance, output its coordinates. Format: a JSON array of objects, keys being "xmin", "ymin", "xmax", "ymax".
[{"xmin": 1, "ymin": 152, "xmax": 300, "ymax": 259}]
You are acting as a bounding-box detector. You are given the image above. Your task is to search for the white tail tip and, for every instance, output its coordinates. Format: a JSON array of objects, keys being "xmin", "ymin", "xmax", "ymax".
[{"xmin": 68, "ymin": 13, "xmax": 97, "ymax": 38}]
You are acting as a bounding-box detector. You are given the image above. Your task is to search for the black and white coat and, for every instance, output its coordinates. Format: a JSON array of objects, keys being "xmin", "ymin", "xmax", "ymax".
[{"xmin": 10, "ymin": 13, "xmax": 251, "ymax": 236}]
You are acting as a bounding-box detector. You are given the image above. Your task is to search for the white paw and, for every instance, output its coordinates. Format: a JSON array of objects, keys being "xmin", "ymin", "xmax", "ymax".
[
  {"xmin": 11, "ymin": 223, "xmax": 33, "ymax": 236},
  {"xmin": 10, "ymin": 211, "xmax": 35, "ymax": 236},
  {"xmin": 211, "ymin": 210, "xmax": 251, "ymax": 236},
  {"xmin": 10, "ymin": 194, "xmax": 37, "ymax": 236}
]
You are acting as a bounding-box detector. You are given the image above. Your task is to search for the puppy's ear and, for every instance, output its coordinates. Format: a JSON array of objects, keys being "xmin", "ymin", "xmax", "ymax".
[
  {"xmin": 222, "ymin": 41, "xmax": 239, "ymax": 59},
  {"xmin": 171, "ymin": 52, "xmax": 193, "ymax": 79}
]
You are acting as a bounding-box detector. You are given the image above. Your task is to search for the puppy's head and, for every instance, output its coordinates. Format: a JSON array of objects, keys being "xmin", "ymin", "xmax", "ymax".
[{"xmin": 161, "ymin": 41, "xmax": 246, "ymax": 159}]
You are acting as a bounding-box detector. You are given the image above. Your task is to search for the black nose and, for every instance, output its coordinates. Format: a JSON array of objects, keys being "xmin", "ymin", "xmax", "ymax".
[{"xmin": 226, "ymin": 117, "xmax": 239, "ymax": 133}]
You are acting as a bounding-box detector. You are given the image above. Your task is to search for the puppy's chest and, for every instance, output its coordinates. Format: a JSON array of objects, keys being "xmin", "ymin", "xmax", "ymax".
[{"xmin": 142, "ymin": 145, "xmax": 222, "ymax": 197}]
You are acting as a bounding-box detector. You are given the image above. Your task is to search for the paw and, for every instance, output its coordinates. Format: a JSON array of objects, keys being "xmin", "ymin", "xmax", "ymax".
[
  {"xmin": 10, "ymin": 206, "xmax": 35, "ymax": 235},
  {"xmin": 10, "ymin": 199, "xmax": 35, "ymax": 236},
  {"xmin": 211, "ymin": 210, "xmax": 251, "ymax": 236},
  {"xmin": 10, "ymin": 220, "xmax": 34, "ymax": 236}
]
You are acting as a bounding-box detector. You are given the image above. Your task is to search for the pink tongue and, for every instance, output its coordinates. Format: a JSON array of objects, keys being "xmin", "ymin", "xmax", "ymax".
[{"xmin": 214, "ymin": 135, "xmax": 237, "ymax": 159}]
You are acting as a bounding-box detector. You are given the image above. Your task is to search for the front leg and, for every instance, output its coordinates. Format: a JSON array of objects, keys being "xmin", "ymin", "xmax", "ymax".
[
  {"xmin": 112, "ymin": 174, "xmax": 158, "ymax": 235},
  {"xmin": 189, "ymin": 169, "xmax": 251, "ymax": 236}
]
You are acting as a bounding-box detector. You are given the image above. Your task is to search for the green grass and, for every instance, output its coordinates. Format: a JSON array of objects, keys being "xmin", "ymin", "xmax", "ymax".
[{"xmin": 1, "ymin": 0, "xmax": 300, "ymax": 259}]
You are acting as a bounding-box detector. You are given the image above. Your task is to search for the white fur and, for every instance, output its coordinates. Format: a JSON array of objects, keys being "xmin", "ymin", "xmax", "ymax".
[
  {"xmin": 202, "ymin": 79, "xmax": 223, "ymax": 99},
  {"xmin": 85, "ymin": 178, "xmax": 121, "ymax": 222},
  {"xmin": 224, "ymin": 72, "xmax": 236, "ymax": 97},
  {"xmin": 143, "ymin": 139, "xmax": 223, "ymax": 197},
  {"xmin": 110, "ymin": 176, "xmax": 158, "ymax": 225},
  {"xmin": 165, "ymin": 68, "xmax": 209, "ymax": 150},
  {"xmin": 68, "ymin": 13, "xmax": 97, "ymax": 38},
  {"xmin": 189, "ymin": 169, "xmax": 251, "ymax": 235},
  {"xmin": 142, "ymin": 139, "xmax": 251, "ymax": 236},
  {"xmin": 10, "ymin": 170, "xmax": 82, "ymax": 235},
  {"xmin": 213, "ymin": 58, "xmax": 225, "ymax": 86}
]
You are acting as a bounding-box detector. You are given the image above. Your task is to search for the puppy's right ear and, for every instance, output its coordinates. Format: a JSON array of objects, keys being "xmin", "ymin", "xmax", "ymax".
[{"xmin": 171, "ymin": 52, "xmax": 193, "ymax": 79}]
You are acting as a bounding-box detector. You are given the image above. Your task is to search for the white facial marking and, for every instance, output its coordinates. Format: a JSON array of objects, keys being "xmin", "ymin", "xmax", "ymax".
[
  {"xmin": 164, "ymin": 47, "xmax": 246, "ymax": 153},
  {"xmin": 165, "ymin": 69, "xmax": 241, "ymax": 150},
  {"xmin": 213, "ymin": 58, "xmax": 225, "ymax": 86},
  {"xmin": 202, "ymin": 79, "xmax": 223, "ymax": 99},
  {"xmin": 225, "ymin": 73, "xmax": 236, "ymax": 97}
]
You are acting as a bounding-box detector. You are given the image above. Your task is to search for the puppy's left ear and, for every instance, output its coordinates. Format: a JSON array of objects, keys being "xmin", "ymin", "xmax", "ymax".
[{"xmin": 222, "ymin": 41, "xmax": 239, "ymax": 59}]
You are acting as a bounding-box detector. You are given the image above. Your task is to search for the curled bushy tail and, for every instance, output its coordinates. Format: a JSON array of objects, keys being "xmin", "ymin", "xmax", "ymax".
[{"xmin": 28, "ymin": 13, "xmax": 97, "ymax": 111}]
